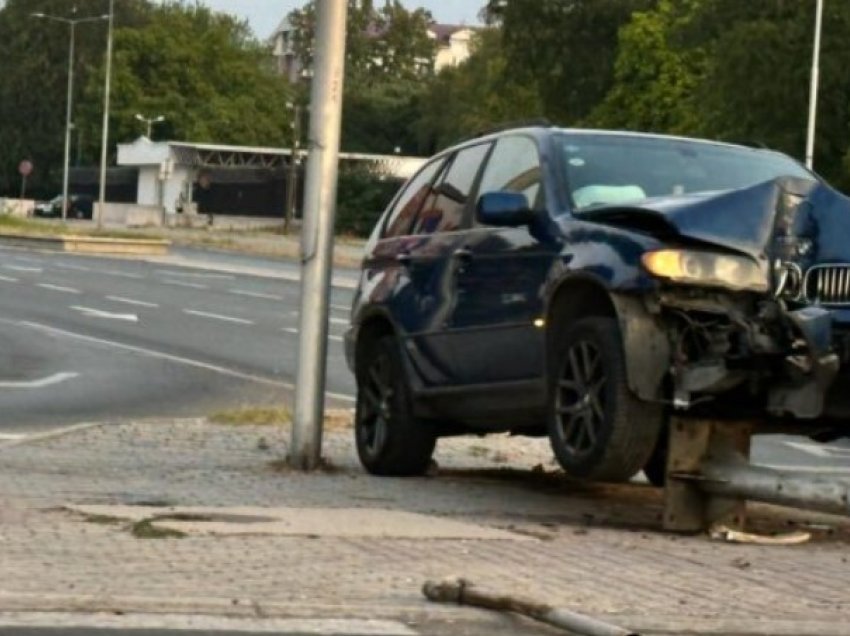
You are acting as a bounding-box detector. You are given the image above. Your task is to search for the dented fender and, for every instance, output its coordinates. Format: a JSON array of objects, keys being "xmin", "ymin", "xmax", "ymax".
[{"xmin": 610, "ymin": 294, "xmax": 670, "ymax": 401}]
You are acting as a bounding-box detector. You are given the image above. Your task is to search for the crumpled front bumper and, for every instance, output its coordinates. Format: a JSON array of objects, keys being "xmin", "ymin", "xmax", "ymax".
[{"xmin": 615, "ymin": 292, "xmax": 846, "ymax": 422}]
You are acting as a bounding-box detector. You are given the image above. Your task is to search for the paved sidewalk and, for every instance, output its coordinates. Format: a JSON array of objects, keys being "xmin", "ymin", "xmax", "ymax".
[{"xmin": 1, "ymin": 418, "xmax": 849, "ymax": 635}]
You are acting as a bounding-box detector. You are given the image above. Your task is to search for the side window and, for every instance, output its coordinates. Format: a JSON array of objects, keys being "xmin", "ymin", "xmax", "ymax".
[
  {"xmin": 412, "ymin": 143, "xmax": 491, "ymax": 235},
  {"xmin": 383, "ymin": 158, "xmax": 445, "ymax": 238},
  {"xmin": 477, "ymin": 136, "xmax": 543, "ymax": 209}
]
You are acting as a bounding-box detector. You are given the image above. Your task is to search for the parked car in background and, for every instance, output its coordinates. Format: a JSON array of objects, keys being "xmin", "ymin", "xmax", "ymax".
[
  {"xmin": 345, "ymin": 125, "xmax": 850, "ymax": 484},
  {"xmin": 33, "ymin": 194, "xmax": 94, "ymax": 219}
]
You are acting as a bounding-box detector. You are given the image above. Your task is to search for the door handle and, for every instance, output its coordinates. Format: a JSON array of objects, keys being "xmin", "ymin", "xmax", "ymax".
[{"xmin": 453, "ymin": 247, "xmax": 473, "ymax": 261}]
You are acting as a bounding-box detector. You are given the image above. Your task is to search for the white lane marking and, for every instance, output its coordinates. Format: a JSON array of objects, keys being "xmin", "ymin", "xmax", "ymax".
[
  {"xmin": 37, "ymin": 283, "xmax": 80, "ymax": 294},
  {"xmin": 106, "ymin": 295, "xmax": 159, "ymax": 308},
  {"xmin": 162, "ymin": 279, "xmax": 208, "ymax": 290},
  {"xmin": 331, "ymin": 304, "xmax": 350, "ymax": 312},
  {"xmin": 14, "ymin": 320, "xmax": 355, "ymax": 403},
  {"xmin": 783, "ymin": 440, "xmax": 833, "ymax": 458},
  {"xmin": 0, "ymin": 372, "xmax": 79, "ymax": 389},
  {"xmin": 54, "ymin": 263, "xmax": 91, "ymax": 272},
  {"xmin": 0, "ymin": 275, "xmax": 19, "ymax": 283},
  {"xmin": 282, "ymin": 327, "xmax": 343, "ymax": 343},
  {"xmin": 229, "ymin": 289, "xmax": 284, "ymax": 301},
  {"xmin": 5, "ymin": 265, "xmax": 42, "ymax": 273},
  {"xmin": 0, "ymin": 433, "xmax": 28, "ymax": 440},
  {"xmin": 72, "ymin": 306, "xmax": 139, "ymax": 322},
  {"xmin": 329, "ymin": 317, "xmax": 349, "ymax": 326},
  {"xmin": 157, "ymin": 269, "xmax": 234, "ymax": 280},
  {"xmin": 183, "ymin": 309, "xmax": 254, "ymax": 325},
  {"xmin": 105, "ymin": 270, "xmax": 144, "ymax": 280}
]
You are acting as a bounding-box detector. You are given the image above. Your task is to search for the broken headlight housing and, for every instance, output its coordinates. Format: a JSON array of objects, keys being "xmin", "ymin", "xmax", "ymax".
[{"xmin": 642, "ymin": 249, "xmax": 768, "ymax": 292}]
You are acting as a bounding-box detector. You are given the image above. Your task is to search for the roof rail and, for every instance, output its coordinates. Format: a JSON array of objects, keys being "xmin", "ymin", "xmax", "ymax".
[{"xmin": 466, "ymin": 118, "xmax": 554, "ymax": 141}]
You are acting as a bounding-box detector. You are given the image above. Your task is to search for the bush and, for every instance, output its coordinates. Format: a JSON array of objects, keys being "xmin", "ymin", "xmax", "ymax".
[{"xmin": 335, "ymin": 168, "xmax": 402, "ymax": 237}]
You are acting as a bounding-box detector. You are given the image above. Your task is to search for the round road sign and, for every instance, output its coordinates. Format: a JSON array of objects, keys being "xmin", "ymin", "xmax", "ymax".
[{"xmin": 18, "ymin": 160, "xmax": 33, "ymax": 177}]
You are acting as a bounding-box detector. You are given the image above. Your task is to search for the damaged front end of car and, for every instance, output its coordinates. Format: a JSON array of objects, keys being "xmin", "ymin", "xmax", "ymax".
[{"xmin": 597, "ymin": 176, "xmax": 850, "ymax": 429}]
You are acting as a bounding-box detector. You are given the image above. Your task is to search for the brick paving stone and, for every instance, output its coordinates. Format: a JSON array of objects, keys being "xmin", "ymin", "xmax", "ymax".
[{"xmin": 0, "ymin": 419, "xmax": 848, "ymax": 633}]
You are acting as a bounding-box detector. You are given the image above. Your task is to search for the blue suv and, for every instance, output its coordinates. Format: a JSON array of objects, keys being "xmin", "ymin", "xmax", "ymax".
[{"xmin": 345, "ymin": 126, "xmax": 850, "ymax": 482}]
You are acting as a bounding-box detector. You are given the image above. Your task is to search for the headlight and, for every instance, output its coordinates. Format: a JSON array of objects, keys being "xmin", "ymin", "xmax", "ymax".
[{"xmin": 642, "ymin": 249, "xmax": 767, "ymax": 292}]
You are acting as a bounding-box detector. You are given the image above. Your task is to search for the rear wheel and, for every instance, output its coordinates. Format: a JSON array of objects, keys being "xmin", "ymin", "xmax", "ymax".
[
  {"xmin": 547, "ymin": 317, "xmax": 663, "ymax": 482},
  {"xmin": 354, "ymin": 335, "xmax": 436, "ymax": 476}
]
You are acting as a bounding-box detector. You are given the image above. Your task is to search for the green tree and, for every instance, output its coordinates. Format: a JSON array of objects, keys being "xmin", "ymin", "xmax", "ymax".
[
  {"xmin": 77, "ymin": 1, "xmax": 292, "ymax": 149},
  {"xmin": 495, "ymin": 0, "xmax": 658, "ymax": 124},
  {"xmin": 417, "ymin": 28, "xmax": 543, "ymax": 153},
  {"xmin": 589, "ymin": 0, "xmax": 704, "ymax": 134},
  {"xmin": 0, "ymin": 0, "xmax": 149, "ymax": 197}
]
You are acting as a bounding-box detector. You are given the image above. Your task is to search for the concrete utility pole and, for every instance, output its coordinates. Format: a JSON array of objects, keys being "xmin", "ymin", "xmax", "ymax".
[
  {"xmin": 96, "ymin": 0, "xmax": 115, "ymax": 230},
  {"xmin": 806, "ymin": 0, "xmax": 825, "ymax": 170},
  {"xmin": 290, "ymin": 0, "xmax": 349, "ymax": 471}
]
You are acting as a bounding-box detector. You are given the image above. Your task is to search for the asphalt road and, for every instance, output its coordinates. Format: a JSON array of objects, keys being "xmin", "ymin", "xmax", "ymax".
[
  {"xmin": 0, "ymin": 244, "xmax": 356, "ymax": 433},
  {"xmin": 0, "ymin": 243, "xmax": 848, "ymax": 475}
]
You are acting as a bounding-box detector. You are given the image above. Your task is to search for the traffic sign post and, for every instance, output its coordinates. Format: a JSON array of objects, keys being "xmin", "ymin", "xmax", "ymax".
[{"xmin": 18, "ymin": 160, "xmax": 33, "ymax": 199}]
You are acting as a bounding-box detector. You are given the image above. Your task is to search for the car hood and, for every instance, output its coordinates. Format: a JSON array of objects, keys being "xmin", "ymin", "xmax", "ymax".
[{"xmin": 572, "ymin": 177, "xmax": 850, "ymax": 266}]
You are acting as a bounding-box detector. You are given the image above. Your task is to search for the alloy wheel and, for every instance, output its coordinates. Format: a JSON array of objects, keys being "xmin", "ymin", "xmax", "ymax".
[
  {"xmin": 554, "ymin": 339, "xmax": 607, "ymax": 457},
  {"xmin": 358, "ymin": 350, "xmax": 394, "ymax": 457}
]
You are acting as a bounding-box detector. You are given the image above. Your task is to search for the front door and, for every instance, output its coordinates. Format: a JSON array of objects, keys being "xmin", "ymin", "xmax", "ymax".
[{"xmin": 451, "ymin": 135, "xmax": 558, "ymax": 387}]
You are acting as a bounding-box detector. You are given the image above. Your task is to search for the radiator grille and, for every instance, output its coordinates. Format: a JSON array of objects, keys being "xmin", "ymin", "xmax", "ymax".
[{"xmin": 804, "ymin": 265, "xmax": 850, "ymax": 305}]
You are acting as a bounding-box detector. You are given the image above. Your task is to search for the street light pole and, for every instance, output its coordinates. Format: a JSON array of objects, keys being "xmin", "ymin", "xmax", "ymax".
[
  {"xmin": 61, "ymin": 20, "xmax": 76, "ymax": 222},
  {"xmin": 806, "ymin": 0, "xmax": 825, "ymax": 170},
  {"xmin": 96, "ymin": 0, "xmax": 115, "ymax": 230},
  {"xmin": 32, "ymin": 9, "xmax": 109, "ymax": 222},
  {"xmin": 290, "ymin": 0, "xmax": 349, "ymax": 470}
]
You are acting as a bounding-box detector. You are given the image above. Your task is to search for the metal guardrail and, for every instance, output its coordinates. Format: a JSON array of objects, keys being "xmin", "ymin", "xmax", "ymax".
[{"xmin": 663, "ymin": 418, "xmax": 850, "ymax": 532}]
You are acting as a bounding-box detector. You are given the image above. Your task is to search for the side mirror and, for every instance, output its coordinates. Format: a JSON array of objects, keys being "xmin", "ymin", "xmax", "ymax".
[{"xmin": 476, "ymin": 191, "xmax": 534, "ymax": 227}]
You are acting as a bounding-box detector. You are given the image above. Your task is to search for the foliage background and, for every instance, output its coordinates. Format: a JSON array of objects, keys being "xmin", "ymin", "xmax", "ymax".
[{"xmin": 3, "ymin": 0, "xmax": 850, "ymax": 229}]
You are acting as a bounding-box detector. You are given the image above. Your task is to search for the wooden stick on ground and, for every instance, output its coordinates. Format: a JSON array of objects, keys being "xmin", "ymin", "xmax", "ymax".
[{"xmin": 423, "ymin": 577, "xmax": 640, "ymax": 636}]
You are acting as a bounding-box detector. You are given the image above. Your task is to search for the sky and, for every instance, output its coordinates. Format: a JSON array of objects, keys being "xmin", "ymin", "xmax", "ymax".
[{"xmin": 198, "ymin": 1, "xmax": 487, "ymax": 39}]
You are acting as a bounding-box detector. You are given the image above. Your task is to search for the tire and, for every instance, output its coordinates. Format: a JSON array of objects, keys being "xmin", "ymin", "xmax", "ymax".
[
  {"xmin": 354, "ymin": 335, "xmax": 436, "ymax": 476},
  {"xmin": 547, "ymin": 317, "xmax": 663, "ymax": 482}
]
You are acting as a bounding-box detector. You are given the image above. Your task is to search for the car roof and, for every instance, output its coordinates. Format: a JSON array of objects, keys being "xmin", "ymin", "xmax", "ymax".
[{"xmin": 445, "ymin": 125, "xmax": 781, "ymax": 157}]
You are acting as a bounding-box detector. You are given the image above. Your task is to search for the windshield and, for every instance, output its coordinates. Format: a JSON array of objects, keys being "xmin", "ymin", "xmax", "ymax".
[{"xmin": 558, "ymin": 133, "xmax": 814, "ymax": 211}]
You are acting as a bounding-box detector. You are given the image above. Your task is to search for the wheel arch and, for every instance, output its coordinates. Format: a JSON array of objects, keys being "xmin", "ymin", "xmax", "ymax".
[{"xmin": 546, "ymin": 274, "xmax": 670, "ymax": 401}]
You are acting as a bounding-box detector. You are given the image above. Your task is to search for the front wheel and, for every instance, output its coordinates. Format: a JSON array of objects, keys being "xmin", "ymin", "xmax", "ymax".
[
  {"xmin": 547, "ymin": 317, "xmax": 663, "ymax": 482},
  {"xmin": 354, "ymin": 335, "xmax": 436, "ymax": 476}
]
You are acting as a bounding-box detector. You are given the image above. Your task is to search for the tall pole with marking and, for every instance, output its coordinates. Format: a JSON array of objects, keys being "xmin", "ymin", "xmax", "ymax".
[
  {"xmin": 806, "ymin": 0, "xmax": 825, "ymax": 170},
  {"xmin": 96, "ymin": 0, "xmax": 115, "ymax": 229},
  {"xmin": 290, "ymin": 0, "xmax": 349, "ymax": 470}
]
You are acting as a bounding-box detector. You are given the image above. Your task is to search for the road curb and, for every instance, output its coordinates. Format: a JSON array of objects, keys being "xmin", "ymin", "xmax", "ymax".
[
  {"xmin": 0, "ymin": 233, "xmax": 170, "ymax": 256},
  {"xmin": 0, "ymin": 594, "xmax": 846, "ymax": 635}
]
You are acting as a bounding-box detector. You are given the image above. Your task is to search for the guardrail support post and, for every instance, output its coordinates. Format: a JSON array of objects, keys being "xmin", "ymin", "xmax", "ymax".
[{"xmin": 663, "ymin": 418, "xmax": 752, "ymax": 532}]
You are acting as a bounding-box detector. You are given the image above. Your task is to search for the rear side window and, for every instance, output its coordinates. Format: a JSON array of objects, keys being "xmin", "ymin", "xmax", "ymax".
[
  {"xmin": 477, "ymin": 136, "xmax": 543, "ymax": 209},
  {"xmin": 382, "ymin": 158, "xmax": 445, "ymax": 238},
  {"xmin": 412, "ymin": 143, "xmax": 491, "ymax": 235}
]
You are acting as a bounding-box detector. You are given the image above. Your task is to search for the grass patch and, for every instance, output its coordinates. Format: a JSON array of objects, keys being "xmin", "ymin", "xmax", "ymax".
[
  {"xmin": 207, "ymin": 407, "xmax": 352, "ymax": 430},
  {"xmin": 208, "ymin": 406, "xmax": 292, "ymax": 426},
  {"xmin": 0, "ymin": 214, "xmax": 165, "ymax": 240},
  {"xmin": 130, "ymin": 518, "xmax": 186, "ymax": 539}
]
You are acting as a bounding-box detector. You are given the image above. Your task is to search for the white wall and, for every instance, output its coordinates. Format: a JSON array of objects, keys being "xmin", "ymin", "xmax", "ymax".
[{"xmin": 137, "ymin": 166, "xmax": 160, "ymax": 207}]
